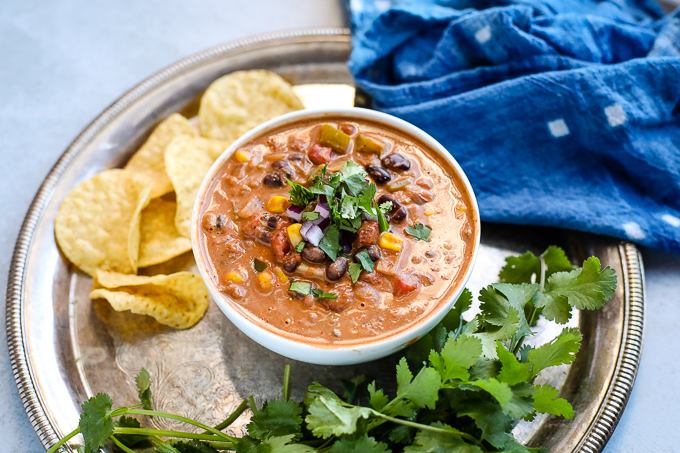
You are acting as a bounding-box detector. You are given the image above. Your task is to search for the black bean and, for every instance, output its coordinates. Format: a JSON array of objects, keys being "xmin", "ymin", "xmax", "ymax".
[
  {"xmin": 257, "ymin": 229, "xmax": 272, "ymax": 245},
  {"xmin": 263, "ymin": 172, "xmax": 284, "ymax": 187},
  {"xmin": 283, "ymin": 252, "xmax": 302, "ymax": 272},
  {"xmin": 366, "ymin": 166, "xmax": 391, "ymax": 184},
  {"xmin": 326, "ymin": 257, "xmax": 349, "ymax": 281},
  {"xmin": 339, "ymin": 231, "xmax": 355, "ymax": 255},
  {"xmin": 302, "ymin": 244, "xmax": 327, "ymax": 263},
  {"xmin": 267, "ymin": 215, "xmax": 280, "ymax": 230},
  {"xmin": 271, "ymin": 160, "xmax": 294, "ymax": 178},
  {"xmin": 287, "ymin": 152, "xmax": 304, "ymax": 161},
  {"xmin": 377, "ymin": 194, "xmax": 407, "ymax": 222},
  {"xmin": 391, "ymin": 207, "xmax": 407, "ymax": 222},
  {"xmin": 381, "ymin": 153, "xmax": 411, "ymax": 171},
  {"xmin": 366, "ymin": 245, "xmax": 382, "ymax": 262}
]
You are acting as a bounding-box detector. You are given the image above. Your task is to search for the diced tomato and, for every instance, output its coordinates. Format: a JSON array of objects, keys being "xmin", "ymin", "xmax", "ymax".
[
  {"xmin": 271, "ymin": 221, "xmax": 292, "ymax": 257},
  {"xmin": 308, "ymin": 144, "xmax": 333, "ymax": 165},
  {"xmin": 393, "ymin": 273, "xmax": 420, "ymax": 296}
]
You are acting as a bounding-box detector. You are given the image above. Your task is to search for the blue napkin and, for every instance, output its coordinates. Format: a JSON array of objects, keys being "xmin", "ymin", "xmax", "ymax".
[{"xmin": 348, "ymin": 0, "xmax": 680, "ymax": 254}]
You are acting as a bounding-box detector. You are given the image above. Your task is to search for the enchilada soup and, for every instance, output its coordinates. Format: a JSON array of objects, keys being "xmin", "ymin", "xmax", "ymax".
[{"xmin": 197, "ymin": 118, "xmax": 477, "ymax": 346}]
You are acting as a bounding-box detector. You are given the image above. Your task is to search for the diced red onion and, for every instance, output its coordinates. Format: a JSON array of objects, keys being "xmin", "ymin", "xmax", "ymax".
[
  {"xmin": 314, "ymin": 203, "xmax": 330, "ymax": 218},
  {"xmin": 286, "ymin": 205, "xmax": 303, "ymax": 222},
  {"xmin": 300, "ymin": 221, "xmax": 314, "ymax": 238},
  {"xmin": 319, "ymin": 195, "xmax": 328, "ymax": 205},
  {"xmin": 305, "ymin": 225, "xmax": 324, "ymax": 246},
  {"xmin": 316, "ymin": 218, "xmax": 330, "ymax": 230}
]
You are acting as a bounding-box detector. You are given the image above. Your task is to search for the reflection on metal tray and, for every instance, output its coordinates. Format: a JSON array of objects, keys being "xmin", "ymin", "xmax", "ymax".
[{"xmin": 6, "ymin": 29, "xmax": 644, "ymax": 453}]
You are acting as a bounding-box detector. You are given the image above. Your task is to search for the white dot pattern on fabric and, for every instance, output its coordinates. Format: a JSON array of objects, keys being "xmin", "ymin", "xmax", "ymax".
[
  {"xmin": 475, "ymin": 25, "xmax": 492, "ymax": 44},
  {"xmin": 605, "ymin": 104, "xmax": 627, "ymax": 127},
  {"xmin": 548, "ymin": 119, "xmax": 569, "ymax": 138},
  {"xmin": 622, "ymin": 222, "xmax": 645, "ymax": 240},
  {"xmin": 662, "ymin": 214, "xmax": 680, "ymax": 227}
]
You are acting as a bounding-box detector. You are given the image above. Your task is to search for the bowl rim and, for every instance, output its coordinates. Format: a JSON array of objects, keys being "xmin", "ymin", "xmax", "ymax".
[{"xmin": 191, "ymin": 107, "xmax": 481, "ymax": 364}]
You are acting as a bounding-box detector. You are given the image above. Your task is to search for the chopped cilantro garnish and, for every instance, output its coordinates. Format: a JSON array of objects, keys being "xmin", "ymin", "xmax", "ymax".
[
  {"xmin": 356, "ymin": 183, "xmax": 377, "ymax": 215},
  {"xmin": 319, "ymin": 225, "xmax": 341, "ymax": 261},
  {"xmin": 311, "ymin": 289, "xmax": 338, "ymax": 300},
  {"xmin": 405, "ymin": 223, "xmax": 432, "ymax": 242},
  {"xmin": 340, "ymin": 196, "xmax": 359, "ymax": 219},
  {"xmin": 348, "ymin": 262, "xmax": 363, "ymax": 284},
  {"xmin": 302, "ymin": 211, "xmax": 320, "ymax": 221},
  {"xmin": 355, "ymin": 250, "xmax": 375, "ymax": 273},
  {"xmin": 379, "ymin": 201, "xmax": 393, "ymax": 213},
  {"xmin": 287, "ymin": 180, "xmax": 314, "ymax": 207},
  {"xmin": 253, "ymin": 259, "xmax": 268, "ymax": 273},
  {"xmin": 289, "ymin": 281, "xmax": 311, "ymax": 296},
  {"xmin": 295, "ymin": 241, "xmax": 306, "ymax": 253}
]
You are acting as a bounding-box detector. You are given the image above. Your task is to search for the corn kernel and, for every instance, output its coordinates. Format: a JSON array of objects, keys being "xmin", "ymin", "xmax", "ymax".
[
  {"xmin": 457, "ymin": 206, "xmax": 468, "ymax": 213},
  {"xmin": 258, "ymin": 270, "xmax": 275, "ymax": 291},
  {"xmin": 424, "ymin": 211, "xmax": 438, "ymax": 216},
  {"xmin": 233, "ymin": 149, "xmax": 250, "ymax": 163},
  {"xmin": 273, "ymin": 266, "xmax": 288, "ymax": 284},
  {"xmin": 379, "ymin": 232, "xmax": 404, "ymax": 252},
  {"xmin": 225, "ymin": 270, "xmax": 247, "ymax": 284},
  {"xmin": 266, "ymin": 195, "xmax": 289, "ymax": 213},
  {"xmin": 287, "ymin": 223, "xmax": 303, "ymax": 246}
]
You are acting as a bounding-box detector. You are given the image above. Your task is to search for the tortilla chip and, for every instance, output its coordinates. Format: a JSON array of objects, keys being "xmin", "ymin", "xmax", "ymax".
[
  {"xmin": 138, "ymin": 198, "xmax": 192, "ymax": 267},
  {"xmin": 55, "ymin": 169, "xmax": 153, "ymax": 276},
  {"xmin": 164, "ymin": 136, "xmax": 218, "ymax": 238},
  {"xmin": 91, "ymin": 270, "xmax": 209, "ymax": 329},
  {"xmin": 198, "ymin": 70, "xmax": 303, "ymax": 143},
  {"xmin": 125, "ymin": 113, "xmax": 197, "ymax": 198}
]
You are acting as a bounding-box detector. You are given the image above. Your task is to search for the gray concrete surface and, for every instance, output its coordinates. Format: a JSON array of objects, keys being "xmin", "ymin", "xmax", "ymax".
[{"xmin": 1, "ymin": 1, "xmax": 679, "ymax": 452}]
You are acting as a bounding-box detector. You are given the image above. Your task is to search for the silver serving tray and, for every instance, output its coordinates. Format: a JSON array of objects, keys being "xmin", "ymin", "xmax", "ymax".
[{"xmin": 6, "ymin": 28, "xmax": 644, "ymax": 453}]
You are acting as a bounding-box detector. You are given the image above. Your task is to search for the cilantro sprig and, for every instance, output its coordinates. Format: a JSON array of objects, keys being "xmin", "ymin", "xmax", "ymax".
[{"xmin": 51, "ymin": 246, "xmax": 616, "ymax": 453}]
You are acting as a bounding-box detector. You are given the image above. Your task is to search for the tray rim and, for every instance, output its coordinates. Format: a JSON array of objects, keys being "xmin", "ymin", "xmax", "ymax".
[{"xmin": 5, "ymin": 28, "xmax": 644, "ymax": 452}]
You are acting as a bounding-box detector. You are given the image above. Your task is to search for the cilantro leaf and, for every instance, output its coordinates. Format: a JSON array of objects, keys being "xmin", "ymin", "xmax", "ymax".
[
  {"xmin": 533, "ymin": 385, "xmax": 574, "ymax": 419},
  {"xmin": 340, "ymin": 161, "xmax": 366, "ymax": 180},
  {"xmin": 135, "ymin": 368, "xmax": 152, "ymax": 411},
  {"xmin": 405, "ymin": 422, "xmax": 483, "ymax": 453},
  {"xmin": 472, "ymin": 307, "xmax": 520, "ymax": 359},
  {"xmin": 492, "ymin": 282, "xmax": 539, "ymax": 340},
  {"xmin": 377, "ymin": 203, "xmax": 389, "ymax": 233},
  {"xmin": 287, "ymin": 181, "xmax": 315, "ymax": 207},
  {"xmin": 503, "ymin": 382, "xmax": 536, "ymax": 420},
  {"xmin": 237, "ymin": 434, "xmax": 316, "ymax": 453},
  {"xmin": 331, "ymin": 435, "xmax": 391, "ymax": 453},
  {"xmin": 247, "ymin": 399, "xmax": 303, "ymax": 440},
  {"xmin": 457, "ymin": 402, "xmax": 514, "ymax": 449},
  {"xmin": 79, "ymin": 393, "xmax": 114, "ymax": 453},
  {"xmin": 319, "ymin": 225, "xmax": 341, "ymax": 261},
  {"xmin": 540, "ymin": 256, "xmax": 617, "ymax": 310},
  {"xmin": 306, "ymin": 395, "xmax": 373, "ymax": 438},
  {"xmin": 367, "ymin": 381, "xmax": 389, "ymax": 411},
  {"xmin": 395, "ymin": 357, "xmax": 441, "ymax": 410},
  {"xmin": 295, "ymin": 241, "xmax": 306, "ymax": 253},
  {"xmin": 289, "ymin": 282, "xmax": 311, "ymax": 296},
  {"xmin": 302, "ymin": 211, "xmax": 320, "ymax": 221},
  {"xmin": 312, "ymin": 289, "xmax": 338, "ymax": 299},
  {"xmin": 340, "ymin": 375, "xmax": 365, "ymax": 405},
  {"xmin": 466, "ymin": 378, "xmax": 513, "ymax": 406},
  {"xmin": 405, "ymin": 223, "xmax": 431, "ymax": 242},
  {"xmin": 496, "ymin": 342, "xmax": 532, "ymax": 386},
  {"xmin": 498, "ymin": 252, "xmax": 540, "ymax": 284},
  {"xmin": 115, "ymin": 415, "xmax": 146, "ymax": 448},
  {"xmin": 430, "ymin": 334, "xmax": 482, "ymax": 382},
  {"xmin": 340, "ymin": 197, "xmax": 359, "ymax": 219},
  {"xmin": 310, "ymin": 183, "xmax": 336, "ymax": 201},
  {"xmin": 542, "ymin": 246, "xmax": 574, "ymax": 276},
  {"xmin": 355, "ymin": 250, "xmax": 375, "ymax": 273},
  {"xmin": 343, "ymin": 174, "xmax": 370, "ymax": 197},
  {"xmin": 348, "ymin": 262, "xmax": 363, "ymax": 284},
  {"xmin": 528, "ymin": 327, "xmax": 582, "ymax": 376},
  {"xmin": 356, "ymin": 184, "xmax": 377, "ymax": 215},
  {"xmin": 379, "ymin": 201, "xmax": 393, "ymax": 214}
]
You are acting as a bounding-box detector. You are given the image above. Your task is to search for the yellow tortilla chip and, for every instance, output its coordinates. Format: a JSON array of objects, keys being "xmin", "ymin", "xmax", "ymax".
[
  {"xmin": 91, "ymin": 270, "xmax": 209, "ymax": 329},
  {"xmin": 55, "ymin": 169, "xmax": 153, "ymax": 276},
  {"xmin": 164, "ymin": 136, "xmax": 218, "ymax": 238},
  {"xmin": 125, "ymin": 113, "xmax": 197, "ymax": 198},
  {"xmin": 139, "ymin": 198, "xmax": 192, "ymax": 267},
  {"xmin": 198, "ymin": 70, "xmax": 304, "ymax": 143}
]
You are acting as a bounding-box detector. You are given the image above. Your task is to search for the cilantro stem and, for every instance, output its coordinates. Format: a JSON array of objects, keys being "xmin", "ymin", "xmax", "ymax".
[
  {"xmin": 204, "ymin": 440, "xmax": 237, "ymax": 450},
  {"xmin": 211, "ymin": 399, "xmax": 249, "ymax": 432},
  {"xmin": 122, "ymin": 409, "xmax": 236, "ymax": 442},
  {"xmin": 111, "ymin": 435, "xmax": 136, "ymax": 453},
  {"xmin": 371, "ymin": 412, "xmax": 483, "ymax": 448},
  {"xmin": 512, "ymin": 256, "xmax": 547, "ymax": 355},
  {"xmin": 249, "ymin": 395, "xmax": 259, "ymax": 414},
  {"xmin": 283, "ymin": 364, "xmax": 292, "ymax": 401},
  {"xmin": 45, "ymin": 427, "xmax": 80, "ymax": 453},
  {"xmin": 115, "ymin": 427, "xmax": 223, "ymax": 441},
  {"xmin": 539, "ymin": 256, "xmax": 547, "ymax": 292}
]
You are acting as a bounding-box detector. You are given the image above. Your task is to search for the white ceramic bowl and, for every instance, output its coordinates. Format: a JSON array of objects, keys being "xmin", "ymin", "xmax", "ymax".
[{"xmin": 191, "ymin": 108, "xmax": 480, "ymax": 365}]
